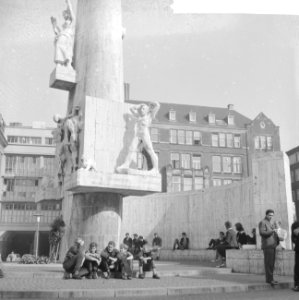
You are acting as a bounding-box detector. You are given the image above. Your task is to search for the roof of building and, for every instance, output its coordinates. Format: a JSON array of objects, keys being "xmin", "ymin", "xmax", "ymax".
[
  {"xmin": 126, "ymin": 100, "xmax": 252, "ymax": 129},
  {"xmin": 286, "ymin": 145, "xmax": 299, "ymax": 156}
]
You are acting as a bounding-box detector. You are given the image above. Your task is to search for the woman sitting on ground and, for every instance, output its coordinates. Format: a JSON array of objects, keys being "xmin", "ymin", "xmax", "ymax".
[{"xmin": 235, "ymin": 222, "xmax": 248, "ymax": 249}]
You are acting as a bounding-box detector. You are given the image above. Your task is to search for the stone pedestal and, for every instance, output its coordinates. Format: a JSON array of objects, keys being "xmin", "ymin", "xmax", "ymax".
[{"xmin": 49, "ymin": 67, "xmax": 77, "ymax": 91}]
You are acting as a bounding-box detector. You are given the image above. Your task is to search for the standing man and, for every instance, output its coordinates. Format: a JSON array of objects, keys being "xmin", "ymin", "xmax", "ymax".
[
  {"xmin": 152, "ymin": 233, "xmax": 162, "ymax": 260},
  {"xmin": 291, "ymin": 220, "xmax": 299, "ymax": 292},
  {"xmin": 259, "ymin": 209, "xmax": 279, "ymax": 286}
]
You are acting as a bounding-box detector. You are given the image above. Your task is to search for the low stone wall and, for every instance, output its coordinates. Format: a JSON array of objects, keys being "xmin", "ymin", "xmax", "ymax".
[
  {"xmin": 226, "ymin": 249, "xmax": 295, "ymax": 276},
  {"xmin": 160, "ymin": 249, "xmax": 216, "ymax": 261}
]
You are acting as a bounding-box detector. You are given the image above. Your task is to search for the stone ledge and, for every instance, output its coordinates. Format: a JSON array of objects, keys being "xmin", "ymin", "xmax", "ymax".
[
  {"xmin": 64, "ymin": 169, "xmax": 162, "ymax": 196},
  {"xmin": 49, "ymin": 67, "xmax": 77, "ymax": 91},
  {"xmin": 226, "ymin": 249, "xmax": 295, "ymax": 275},
  {"xmin": 160, "ymin": 249, "xmax": 216, "ymax": 261}
]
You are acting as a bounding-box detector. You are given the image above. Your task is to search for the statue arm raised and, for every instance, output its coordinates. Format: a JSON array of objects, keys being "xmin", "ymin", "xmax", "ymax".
[
  {"xmin": 50, "ymin": 16, "xmax": 60, "ymax": 35},
  {"xmin": 66, "ymin": 0, "xmax": 75, "ymax": 22},
  {"xmin": 149, "ymin": 101, "xmax": 160, "ymax": 119},
  {"xmin": 130, "ymin": 106, "xmax": 140, "ymax": 118}
]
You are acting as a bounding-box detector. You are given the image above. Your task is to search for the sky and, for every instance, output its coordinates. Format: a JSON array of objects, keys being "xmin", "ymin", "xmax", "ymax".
[{"xmin": 0, "ymin": 0, "xmax": 299, "ymax": 151}]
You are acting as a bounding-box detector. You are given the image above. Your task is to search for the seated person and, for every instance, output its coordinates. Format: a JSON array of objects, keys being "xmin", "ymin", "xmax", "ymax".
[
  {"xmin": 210, "ymin": 232, "xmax": 226, "ymax": 262},
  {"xmin": 123, "ymin": 233, "xmax": 133, "ymax": 253},
  {"xmin": 100, "ymin": 241, "xmax": 120, "ymax": 279},
  {"xmin": 274, "ymin": 221, "xmax": 288, "ymax": 250},
  {"xmin": 83, "ymin": 242, "xmax": 101, "ymax": 279},
  {"xmin": 117, "ymin": 243, "xmax": 133, "ymax": 280},
  {"xmin": 137, "ymin": 242, "xmax": 160, "ymax": 279},
  {"xmin": 173, "ymin": 232, "xmax": 189, "ymax": 250},
  {"xmin": 247, "ymin": 228, "xmax": 257, "ymax": 245},
  {"xmin": 235, "ymin": 222, "xmax": 248, "ymax": 248},
  {"xmin": 207, "ymin": 232, "xmax": 225, "ymax": 250},
  {"xmin": 152, "ymin": 233, "xmax": 162, "ymax": 260},
  {"xmin": 62, "ymin": 237, "xmax": 85, "ymax": 280}
]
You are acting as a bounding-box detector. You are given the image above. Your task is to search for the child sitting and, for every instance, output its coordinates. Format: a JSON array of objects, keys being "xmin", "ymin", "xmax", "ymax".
[
  {"xmin": 100, "ymin": 241, "xmax": 120, "ymax": 279},
  {"xmin": 118, "ymin": 243, "xmax": 133, "ymax": 280},
  {"xmin": 83, "ymin": 242, "xmax": 101, "ymax": 279},
  {"xmin": 137, "ymin": 242, "xmax": 160, "ymax": 279}
]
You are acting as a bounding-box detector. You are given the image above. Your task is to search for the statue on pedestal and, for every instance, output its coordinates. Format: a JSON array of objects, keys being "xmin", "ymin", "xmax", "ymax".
[
  {"xmin": 50, "ymin": 0, "xmax": 75, "ymax": 71},
  {"xmin": 117, "ymin": 102, "xmax": 160, "ymax": 175}
]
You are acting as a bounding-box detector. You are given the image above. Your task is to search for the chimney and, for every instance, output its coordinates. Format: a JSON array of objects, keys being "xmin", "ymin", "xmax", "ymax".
[
  {"xmin": 124, "ymin": 83, "xmax": 130, "ymax": 101},
  {"xmin": 227, "ymin": 104, "xmax": 234, "ymax": 111}
]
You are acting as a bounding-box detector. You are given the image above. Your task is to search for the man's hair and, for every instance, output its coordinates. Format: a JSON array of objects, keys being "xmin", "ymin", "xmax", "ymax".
[
  {"xmin": 235, "ymin": 222, "xmax": 244, "ymax": 232},
  {"xmin": 125, "ymin": 233, "xmax": 129, "ymax": 235},
  {"xmin": 120, "ymin": 243, "xmax": 128, "ymax": 250},
  {"xmin": 225, "ymin": 221, "xmax": 232, "ymax": 228},
  {"xmin": 182, "ymin": 232, "xmax": 186, "ymax": 236},
  {"xmin": 74, "ymin": 237, "xmax": 84, "ymax": 246},
  {"xmin": 265, "ymin": 209, "xmax": 274, "ymax": 215},
  {"xmin": 89, "ymin": 242, "xmax": 97, "ymax": 249},
  {"xmin": 108, "ymin": 241, "xmax": 115, "ymax": 247}
]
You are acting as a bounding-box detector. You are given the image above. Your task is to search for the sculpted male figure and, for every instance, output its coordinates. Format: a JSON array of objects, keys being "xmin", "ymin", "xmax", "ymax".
[
  {"xmin": 50, "ymin": 0, "xmax": 75, "ymax": 70},
  {"xmin": 117, "ymin": 102, "xmax": 160, "ymax": 174},
  {"xmin": 259, "ymin": 209, "xmax": 279, "ymax": 286}
]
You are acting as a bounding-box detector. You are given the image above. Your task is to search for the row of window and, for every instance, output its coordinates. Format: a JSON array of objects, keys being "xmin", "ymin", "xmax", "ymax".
[
  {"xmin": 4, "ymin": 178, "xmax": 39, "ymax": 192},
  {"xmin": 5, "ymin": 155, "xmax": 55, "ymax": 173},
  {"xmin": 150, "ymin": 128, "xmax": 242, "ymax": 148},
  {"xmin": 212, "ymin": 156, "xmax": 242, "ymax": 174},
  {"xmin": 168, "ymin": 110, "xmax": 234, "ymax": 126},
  {"xmin": 171, "ymin": 175, "xmax": 208, "ymax": 192},
  {"xmin": 170, "ymin": 153, "xmax": 202, "ymax": 170},
  {"xmin": 3, "ymin": 191, "xmax": 36, "ymax": 199},
  {"xmin": 7, "ymin": 135, "xmax": 54, "ymax": 145},
  {"xmin": 254, "ymin": 136, "xmax": 273, "ymax": 150},
  {"xmin": 212, "ymin": 178, "xmax": 240, "ymax": 186}
]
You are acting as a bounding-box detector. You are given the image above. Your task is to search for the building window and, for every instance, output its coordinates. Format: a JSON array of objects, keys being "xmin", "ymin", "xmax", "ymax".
[
  {"xmin": 223, "ymin": 179, "xmax": 233, "ymax": 185},
  {"xmin": 170, "ymin": 130, "xmax": 177, "ymax": 144},
  {"xmin": 291, "ymin": 170, "xmax": 295, "ymax": 183},
  {"xmin": 194, "ymin": 131, "xmax": 201, "ymax": 145},
  {"xmin": 267, "ymin": 136, "xmax": 273, "ymax": 150},
  {"xmin": 192, "ymin": 155, "xmax": 201, "ymax": 170},
  {"xmin": 213, "ymin": 178, "xmax": 222, "ymax": 186},
  {"xmin": 212, "ymin": 134, "xmax": 219, "ymax": 147},
  {"xmin": 227, "ymin": 114, "xmax": 234, "ymax": 125},
  {"xmin": 14, "ymin": 203, "xmax": 26, "ymax": 210},
  {"xmin": 4, "ymin": 179, "xmax": 14, "ymax": 191},
  {"xmin": 7, "ymin": 136, "xmax": 18, "ymax": 143},
  {"xmin": 172, "ymin": 176, "xmax": 181, "ymax": 192},
  {"xmin": 295, "ymin": 169, "xmax": 299, "ymax": 181},
  {"xmin": 183, "ymin": 177, "xmax": 193, "ymax": 191},
  {"xmin": 25, "ymin": 203, "xmax": 37, "ymax": 210},
  {"xmin": 234, "ymin": 135, "xmax": 241, "ymax": 148},
  {"xmin": 260, "ymin": 136, "xmax": 266, "ymax": 150},
  {"xmin": 212, "ymin": 156, "xmax": 221, "ymax": 173},
  {"xmin": 296, "ymin": 189, "xmax": 299, "ymax": 201},
  {"xmin": 223, "ymin": 156, "xmax": 232, "ymax": 173},
  {"xmin": 189, "ymin": 111, "xmax": 196, "ymax": 122},
  {"xmin": 181, "ymin": 153, "xmax": 191, "ymax": 169},
  {"xmin": 289, "ymin": 153, "xmax": 297, "ymax": 165},
  {"xmin": 150, "ymin": 128, "xmax": 159, "ymax": 143},
  {"xmin": 45, "ymin": 137, "xmax": 54, "ymax": 145},
  {"xmin": 226, "ymin": 134, "xmax": 233, "ymax": 148},
  {"xmin": 219, "ymin": 133, "xmax": 226, "ymax": 147},
  {"xmin": 170, "ymin": 153, "xmax": 180, "ymax": 169},
  {"xmin": 233, "ymin": 157, "xmax": 242, "ymax": 174},
  {"xmin": 194, "ymin": 177, "xmax": 203, "ymax": 190},
  {"xmin": 169, "ymin": 110, "xmax": 176, "ymax": 121},
  {"xmin": 208, "ymin": 113, "xmax": 215, "ymax": 124},
  {"xmin": 178, "ymin": 130, "xmax": 185, "ymax": 144},
  {"xmin": 186, "ymin": 131, "xmax": 193, "ymax": 145},
  {"xmin": 137, "ymin": 152, "xmax": 144, "ymax": 170}
]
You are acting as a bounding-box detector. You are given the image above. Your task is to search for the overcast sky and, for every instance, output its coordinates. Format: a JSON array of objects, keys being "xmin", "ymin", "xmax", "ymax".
[{"xmin": 0, "ymin": 0, "xmax": 299, "ymax": 151}]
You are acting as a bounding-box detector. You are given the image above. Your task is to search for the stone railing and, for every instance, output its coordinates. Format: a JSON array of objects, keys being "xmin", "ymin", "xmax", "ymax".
[
  {"xmin": 226, "ymin": 249, "xmax": 295, "ymax": 275},
  {"xmin": 160, "ymin": 249, "xmax": 216, "ymax": 261}
]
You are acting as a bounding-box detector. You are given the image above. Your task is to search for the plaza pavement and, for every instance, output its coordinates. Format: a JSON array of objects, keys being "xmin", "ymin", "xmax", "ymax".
[{"xmin": 0, "ymin": 260, "xmax": 294, "ymax": 299}]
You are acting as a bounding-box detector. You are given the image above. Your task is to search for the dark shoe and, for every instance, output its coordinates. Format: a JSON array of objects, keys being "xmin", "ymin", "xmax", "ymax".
[
  {"xmin": 86, "ymin": 273, "xmax": 92, "ymax": 279},
  {"xmin": 138, "ymin": 273, "xmax": 145, "ymax": 279},
  {"xmin": 156, "ymin": 257, "xmax": 160, "ymax": 261},
  {"xmin": 63, "ymin": 271, "xmax": 71, "ymax": 280},
  {"xmin": 127, "ymin": 276, "xmax": 132, "ymax": 280},
  {"xmin": 72, "ymin": 274, "xmax": 82, "ymax": 280},
  {"xmin": 103, "ymin": 272, "xmax": 109, "ymax": 279},
  {"xmin": 153, "ymin": 274, "xmax": 160, "ymax": 279},
  {"xmin": 270, "ymin": 280, "xmax": 279, "ymax": 286},
  {"xmin": 292, "ymin": 286, "xmax": 299, "ymax": 291},
  {"xmin": 92, "ymin": 272, "xmax": 98, "ymax": 279}
]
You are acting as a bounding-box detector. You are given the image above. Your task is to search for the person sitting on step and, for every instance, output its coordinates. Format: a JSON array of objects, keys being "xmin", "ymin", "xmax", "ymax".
[
  {"xmin": 173, "ymin": 232, "xmax": 189, "ymax": 250},
  {"xmin": 62, "ymin": 237, "xmax": 85, "ymax": 279},
  {"xmin": 117, "ymin": 243, "xmax": 133, "ymax": 280},
  {"xmin": 83, "ymin": 242, "xmax": 101, "ymax": 279},
  {"xmin": 100, "ymin": 241, "xmax": 120, "ymax": 279}
]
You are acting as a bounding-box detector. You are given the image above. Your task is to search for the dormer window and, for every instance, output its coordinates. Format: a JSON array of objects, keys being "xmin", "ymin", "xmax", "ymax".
[
  {"xmin": 208, "ymin": 113, "xmax": 215, "ymax": 124},
  {"xmin": 189, "ymin": 111, "xmax": 196, "ymax": 122},
  {"xmin": 227, "ymin": 114, "xmax": 234, "ymax": 126},
  {"xmin": 169, "ymin": 109, "xmax": 176, "ymax": 121}
]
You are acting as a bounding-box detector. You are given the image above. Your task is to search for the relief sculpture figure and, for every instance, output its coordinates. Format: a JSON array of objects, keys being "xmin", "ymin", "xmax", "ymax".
[
  {"xmin": 117, "ymin": 102, "xmax": 160, "ymax": 175},
  {"xmin": 50, "ymin": 0, "xmax": 75, "ymax": 70}
]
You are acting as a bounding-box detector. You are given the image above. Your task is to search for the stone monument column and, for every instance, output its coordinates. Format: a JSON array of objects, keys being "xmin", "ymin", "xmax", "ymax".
[{"xmin": 50, "ymin": 0, "xmax": 161, "ymax": 254}]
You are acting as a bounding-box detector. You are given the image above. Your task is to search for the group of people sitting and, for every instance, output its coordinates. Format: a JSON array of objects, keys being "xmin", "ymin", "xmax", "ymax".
[
  {"xmin": 63, "ymin": 234, "xmax": 161, "ymax": 280},
  {"xmin": 207, "ymin": 220, "xmax": 287, "ymax": 268}
]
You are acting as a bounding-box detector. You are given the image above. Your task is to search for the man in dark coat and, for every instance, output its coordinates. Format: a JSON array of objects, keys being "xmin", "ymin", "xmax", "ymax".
[{"xmin": 291, "ymin": 220, "xmax": 299, "ymax": 292}]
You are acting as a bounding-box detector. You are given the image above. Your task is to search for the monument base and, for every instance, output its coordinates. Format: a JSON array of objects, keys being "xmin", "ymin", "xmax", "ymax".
[
  {"xmin": 64, "ymin": 169, "xmax": 161, "ymax": 196},
  {"xmin": 49, "ymin": 66, "xmax": 77, "ymax": 91}
]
